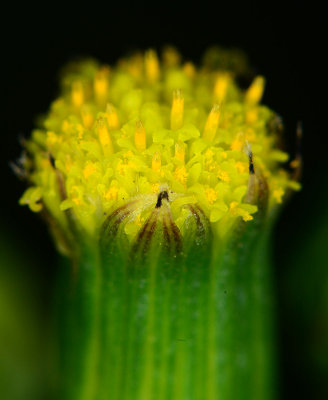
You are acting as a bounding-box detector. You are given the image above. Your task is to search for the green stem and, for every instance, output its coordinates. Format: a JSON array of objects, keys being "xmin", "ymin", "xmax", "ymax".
[
  {"xmin": 57, "ymin": 241, "xmax": 101, "ymax": 400},
  {"xmin": 57, "ymin": 214, "xmax": 277, "ymax": 400}
]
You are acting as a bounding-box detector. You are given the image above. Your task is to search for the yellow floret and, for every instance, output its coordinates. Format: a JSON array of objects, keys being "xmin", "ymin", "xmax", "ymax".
[
  {"xmin": 205, "ymin": 188, "xmax": 218, "ymax": 204},
  {"xmin": 97, "ymin": 117, "xmax": 113, "ymax": 155},
  {"xmin": 174, "ymin": 166, "xmax": 188, "ymax": 185},
  {"xmin": 83, "ymin": 162, "xmax": 96, "ymax": 179},
  {"xmin": 273, "ymin": 188, "xmax": 284, "ymax": 203},
  {"xmin": 213, "ymin": 73, "xmax": 231, "ymax": 103},
  {"xmin": 245, "ymin": 76, "xmax": 265, "ymax": 105},
  {"xmin": 134, "ymin": 121, "xmax": 146, "ymax": 151},
  {"xmin": 81, "ymin": 107, "xmax": 94, "ymax": 129},
  {"xmin": 71, "ymin": 81, "xmax": 84, "ymax": 107},
  {"xmin": 105, "ymin": 186, "xmax": 118, "ymax": 201},
  {"xmin": 145, "ymin": 50, "xmax": 160, "ymax": 82},
  {"xmin": 94, "ymin": 67, "xmax": 110, "ymax": 103},
  {"xmin": 152, "ymin": 152, "xmax": 161, "ymax": 172},
  {"xmin": 202, "ymin": 104, "xmax": 221, "ymax": 141},
  {"xmin": 171, "ymin": 89, "xmax": 184, "ymax": 130},
  {"xmin": 106, "ymin": 104, "xmax": 120, "ymax": 130},
  {"xmin": 229, "ymin": 201, "xmax": 254, "ymax": 222},
  {"xmin": 20, "ymin": 48, "xmax": 299, "ymax": 240}
]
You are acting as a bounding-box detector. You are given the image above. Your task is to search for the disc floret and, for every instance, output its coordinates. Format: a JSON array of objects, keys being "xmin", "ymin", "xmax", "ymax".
[{"xmin": 19, "ymin": 48, "xmax": 300, "ymax": 247}]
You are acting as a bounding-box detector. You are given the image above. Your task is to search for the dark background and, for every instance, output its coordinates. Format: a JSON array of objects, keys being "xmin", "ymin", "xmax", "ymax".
[{"xmin": 2, "ymin": 1, "xmax": 326, "ymax": 398}]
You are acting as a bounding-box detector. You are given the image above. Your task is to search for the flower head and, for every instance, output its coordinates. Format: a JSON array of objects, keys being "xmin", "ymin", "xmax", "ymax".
[{"xmin": 19, "ymin": 47, "xmax": 300, "ymax": 251}]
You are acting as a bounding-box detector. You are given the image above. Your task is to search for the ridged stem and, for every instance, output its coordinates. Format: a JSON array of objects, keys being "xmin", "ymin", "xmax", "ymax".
[{"xmin": 56, "ymin": 212, "xmax": 277, "ymax": 400}]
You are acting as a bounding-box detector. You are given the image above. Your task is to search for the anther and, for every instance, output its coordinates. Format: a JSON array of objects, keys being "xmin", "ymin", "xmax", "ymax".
[
  {"xmin": 134, "ymin": 120, "xmax": 146, "ymax": 151},
  {"xmin": 145, "ymin": 50, "xmax": 160, "ymax": 82},
  {"xmin": 170, "ymin": 89, "xmax": 184, "ymax": 130},
  {"xmin": 97, "ymin": 117, "xmax": 113, "ymax": 155},
  {"xmin": 162, "ymin": 46, "xmax": 181, "ymax": 67},
  {"xmin": 245, "ymin": 76, "xmax": 265, "ymax": 105},
  {"xmin": 72, "ymin": 81, "xmax": 84, "ymax": 107},
  {"xmin": 175, "ymin": 141, "xmax": 185, "ymax": 163},
  {"xmin": 183, "ymin": 62, "xmax": 196, "ymax": 78},
  {"xmin": 214, "ymin": 73, "xmax": 230, "ymax": 102},
  {"xmin": 106, "ymin": 104, "xmax": 120, "ymax": 130},
  {"xmin": 202, "ymin": 104, "xmax": 221, "ymax": 141},
  {"xmin": 81, "ymin": 106, "xmax": 94, "ymax": 129},
  {"xmin": 152, "ymin": 152, "xmax": 161, "ymax": 171},
  {"xmin": 94, "ymin": 67, "xmax": 109, "ymax": 103}
]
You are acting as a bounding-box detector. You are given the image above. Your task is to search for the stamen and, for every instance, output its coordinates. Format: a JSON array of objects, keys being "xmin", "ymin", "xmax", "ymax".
[
  {"xmin": 134, "ymin": 121, "xmax": 146, "ymax": 151},
  {"xmin": 246, "ymin": 109, "xmax": 258, "ymax": 124},
  {"xmin": 183, "ymin": 62, "xmax": 196, "ymax": 78},
  {"xmin": 81, "ymin": 106, "xmax": 94, "ymax": 129},
  {"xmin": 162, "ymin": 46, "xmax": 181, "ymax": 67},
  {"xmin": 106, "ymin": 104, "xmax": 120, "ymax": 130},
  {"xmin": 97, "ymin": 117, "xmax": 113, "ymax": 155},
  {"xmin": 175, "ymin": 141, "xmax": 185, "ymax": 163},
  {"xmin": 245, "ymin": 76, "xmax": 265, "ymax": 105},
  {"xmin": 152, "ymin": 152, "xmax": 161, "ymax": 172},
  {"xmin": 214, "ymin": 73, "xmax": 230, "ymax": 102},
  {"xmin": 94, "ymin": 67, "xmax": 109, "ymax": 103},
  {"xmin": 170, "ymin": 89, "xmax": 184, "ymax": 130},
  {"xmin": 83, "ymin": 162, "xmax": 96, "ymax": 179},
  {"xmin": 174, "ymin": 166, "xmax": 188, "ymax": 185},
  {"xmin": 20, "ymin": 49, "xmax": 299, "ymax": 241},
  {"xmin": 145, "ymin": 50, "xmax": 160, "ymax": 82},
  {"xmin": 202, "ymin": 104, "xmax": 221, "ymax": 141},
  {"xmin": 127, "ymin": 53, "xmax": 143, "ymax": 78},
  {"xmin": 205, "ymin": 187, "xmax": 218, "ymax": 204},
  {"xmin": 71, "ymin": 81, "xmax": 84, "ymax": 107}
]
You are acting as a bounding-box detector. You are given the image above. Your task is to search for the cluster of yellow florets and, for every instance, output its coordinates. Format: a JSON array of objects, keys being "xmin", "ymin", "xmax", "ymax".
[{"xmin": 20, "ymin": 47, "xmax": 299, "ymax": 240}]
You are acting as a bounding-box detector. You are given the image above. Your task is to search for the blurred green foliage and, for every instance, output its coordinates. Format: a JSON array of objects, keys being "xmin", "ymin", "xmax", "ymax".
[
  {"xmin": 278, "ymin": 189, "xmax": 328, "ymax": 398},
  {"xmin": 0, "ymin": 229, "xmax": 54, "ymax": 400}
]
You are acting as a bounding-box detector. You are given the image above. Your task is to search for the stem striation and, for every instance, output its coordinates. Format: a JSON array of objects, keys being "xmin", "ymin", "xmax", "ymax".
[{"xmin": 57, "ymin": 205, "xmax": 277, "ymax": 400}]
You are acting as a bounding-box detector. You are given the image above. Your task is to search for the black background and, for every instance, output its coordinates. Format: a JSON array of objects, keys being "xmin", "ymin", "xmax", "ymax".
[{"xmin": 2, "ymin": 1, "xmax": 326, "ymax": 398}]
